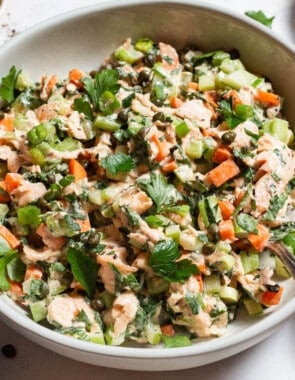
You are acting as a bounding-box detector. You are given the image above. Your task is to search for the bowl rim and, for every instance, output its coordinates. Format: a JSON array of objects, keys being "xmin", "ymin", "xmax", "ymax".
[{"xmin": 0, "ymin": 0, "xmax": 294, "ymax": 360}]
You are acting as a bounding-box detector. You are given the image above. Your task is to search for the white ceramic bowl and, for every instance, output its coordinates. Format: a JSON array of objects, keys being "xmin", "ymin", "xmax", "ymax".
[{"xmin": 0, "ymin": 0, "xmax": 294, "ymax": 371}]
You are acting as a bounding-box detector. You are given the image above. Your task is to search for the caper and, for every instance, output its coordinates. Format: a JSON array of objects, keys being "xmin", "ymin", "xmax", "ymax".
[
  {"xmin": 27, "ymin": 232, "xmax": 44, "ymax": 249},
  {"xmin": 117, "ymin": 109, "xmax": 129, "ymax": 122},
  {"xmin": 91, "ymin": 298, "xmax": 105, "ymax": 312},
  {"xmin": 229, "ymin": 48, "xmax": 240, "ymax": 60},
  {"xmin": 207, "ymin": 223, "xmax": 220, "ymax": 242},
  {"xmin": 143, "ymin": 53, "xmax": 156, "ymax": 67},
  {"xmin": 221, "ymin": 131, "xmax": 236, "ymax": 145},
  {"xmin": 152, "ymin": 98, "xmax": 164, "ymax": 107},
  {"xmin": 88, "ymin": 233, "xmax": 101, "ymax": 247},
  {"xmin": 184, "ymin": 63, "xmax": 194, "ymax": 73},
  {"xmin": 265, "ymin": 284, "xmax": 280, "ymax": 292},
  {"xmin": 89, "ymin": 70, "xmax": 98, "ymax": 78},
  {"xmin": 138, "ymin": 69, "xmax": 150, "ymax": 84},
  {"xmin": 0, "ymin": 110, "xmax": 5, "ymax": 120},
  {"xmin": 62, "ymin": 271, "xmax": 74, "ymax": 285},
  {"xmin": 202, "ymin": 242, "xmax": 216, "ymax": 255},
  {"xmin": 152, "ymin": 112, "xmax": 166, "ymax": 123}
]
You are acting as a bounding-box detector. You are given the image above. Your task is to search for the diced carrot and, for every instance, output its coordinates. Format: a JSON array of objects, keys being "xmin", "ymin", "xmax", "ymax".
[
  {"xmin": 159, "ymin": 42, "xmax": 179, "ymax": 72},
  {"xmin": 24, "ymin": 264, "xmax": 43, "ymax": 281},
  {"xmin": 69, "ymin": 68, "xmax": 84, "ymax": 87},
  {"xmin": 0, "ymin": 181, "xmax": 10, "ymax": 203},
  {"xmin": 218, "ymin": 199, "xmax": 235, "ymax": 220},
  {"xmin": 219, "ymin": 220, "xmax": 235, "ymax": 241},
  {"xmin": 254, "ymin": 90, "xmax": 280, "ymax": 107},
  {"xmin": 206, "ymin": 159, "xmax": 240, "ymax": 187},
  {"xmin": 0, "ymin": 225, "xmax": 20, "ymax": 249},
  {"xmin": 0, "ymin": 114, "xmax": 14, "ymax": 131},
  {"xmin": 188, "ymin": 82, "xmax": 199, "ymax": 91},
  {"xmin": 76, "ymin": 216, "xmax": 91, "ymax": 233},
  {"xmin": 45, "ymin": 74, "xmax": 58, "ymax": 93},
  {"xmin": 212, "ymin": 145, "xmax": 233, "ymax": 163},
  {"xmin": 195, "ymin": 273, "xmax": 204, "ymax": 291},
  {"xmin": 224, "ymin": 90, "xmax": 243, "ymax": 108},
  {"xmin": 169, "ymin": 96, "xmax": 183, "ymax": 109},
  {"xmin": 162, "ymin": 160, "xmax": 177, "ymax": 172},
  {"xmin": 204, "ymin": 91, "xmax": 218, "ymax": 108},
  {"xmin": 150, "ymin": 134, "xmax": 170, "ymax": 162},
  {"xmin": 9, "ymin": 281, "xmax": 23, "ymax": 297},
  {"xmin": 247, "ymin": 224, "xmax": 270, "ymax": 252},
  {"xmin": 261, "ymin": 286, "xmax": 283, "ymax": 306},
  {"xmin": 4, "ymin": 173, "xmax": 23, "ymax": 193},
  {"xmin": 197, "ymin": 263, "xmax": 207, "ymax": 274},
  {"xmin": 160, "ymin": 324, "xmax": 175, "ymax": 337},
  {"xmin": 68, "ymin": 159, "xmax": 87, "ymax": 181}
]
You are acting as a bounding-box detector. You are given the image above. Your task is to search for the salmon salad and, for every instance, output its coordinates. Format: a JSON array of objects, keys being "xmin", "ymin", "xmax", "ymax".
[{"xmin": 0, "ymin": 37, "xmax": 294, "ymax": 347}]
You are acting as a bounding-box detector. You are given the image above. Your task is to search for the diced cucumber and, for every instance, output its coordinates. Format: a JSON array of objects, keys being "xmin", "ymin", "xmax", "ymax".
[
  {"xmin": 145, "ymin": 321, "xmax": 162, "ymax": 345},
  {"xmin": 240, "ymin": 251, "xmax": 259, "ymax": 273},
  {"xmin": 198, "ymin": 73, "xmax": 215, "ymax": 91},
  {"xmin": 115, "ymin": 46, "xmax": 143, "ymax": 64},
  {"xmin": 222, "ymin": 69, "xmax": 257, "ymax": 89},
  {"xmin": 174, "ymin": 164, "xmax": 195, "ymax": 183},
  {"xmin": 243, "ymin": 298, "xmax": 263, "ymax": 316},
  {"xmin": 215, "ymin": 253, "xmax": 235, "ymax": 272},
  {"xmin": 220, "ymin": 58, "xmax": 244, "ymax": 74},
  {"xmin": 219, "ymin": 286, "xmax": 240, "ymax": 304},
  {"xmin": 165, "ymin": 224, "xmax": 181, "ymax": 242},
  {"xmin": 204, "ymin": 274, "xmax": 221, "ymax": 294},
  {"xmin": 275, "ymin": 256, "xmax": 291, "ymax": 279},
  {"xmin": 94, "ymin": 116, "xmax": 121, "ymax": 132},
  {"xmin": 30, "ymin": 300, "xmax": 47, "ymax": 322},
  {"xmin": 262, "ymin": 118, "xmax": 289, "ymax": 144},
  {"xmin": 179, "ymin": 229, "xmax": 203, "ymax": 251},
  {"xmin": 185, "ymin": 140, "xmax": 204, "ymax": 159},
  {"xmin": 147, "ymin": 276, "xmax": 170, "ymax": 295}
]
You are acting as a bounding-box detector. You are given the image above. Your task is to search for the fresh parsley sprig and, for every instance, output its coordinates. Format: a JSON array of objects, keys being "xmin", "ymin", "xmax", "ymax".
[
  {"xmin": 245, "ymin": 10, "xmax": 275, "ymax": 29},
  {"xmin": 218, "ymin": 99, "xmax": 254, "ymax": 129},
  {"xmin": 0, "ymin": 66, "xmax": 21, "ymax": 104}
]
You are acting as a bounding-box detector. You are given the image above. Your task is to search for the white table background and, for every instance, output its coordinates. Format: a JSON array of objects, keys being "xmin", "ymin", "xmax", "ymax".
[{"xmin": 0, "ymin": 1, "xmax": 294, "ymax": 379}]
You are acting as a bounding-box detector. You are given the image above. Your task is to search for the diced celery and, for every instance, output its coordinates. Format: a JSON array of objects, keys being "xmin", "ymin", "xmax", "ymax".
[
  {"xmin": 88, "ymin": 188, "xmax": 105, "ymax": 206},
  {"xmin": 89, "ymin": 331, "xmax": 105, "ymax": 345},
  {"xmin": 219, "ymin": 286, "xmax": 240, "ymax": 304},
  {"xmin": 0, "ymin": 204, "xmax": 9, "ymax": 225},
  {"xmin": 175, "ymin": 121, "xmax": 190, "ymax": 138},
  {"xmin": 15, "ymin": 71, "xmax": 33, "ymax": 91},
  {"xmin": 243, "ymin": 298, "xmax": 263, "ymax": 316},
  {"xmin": 212, "ymin": 51, "xmax": 231, "ymax": 66},
  {"xmin": 240, "ymin": 251, "xmax": 259, "ymax": 273},
  {"xmin": 128, "ymin": 120, "xmax": 144, "ymax": 135},
  {"xmin": 262, "ymin": 118, "xmax": 289, "ymax": 144},
  {"xmin": 135, "ymin": 37, "xmax": 154, "ymax": 53},
  {"xmin": 30, "ymin": 300, "xmax": 47, "ymax": 322},
  {"xmin": 215, "ymin": 253, "xmax": 235, "ymax": 272},
  {"xmin": 48, "ymin": 279, "xmax": 67, "ymax": 296},
  {"xmin": 29, "ymin": 147, "xmax": 45, "ymax": 165},
  {"xmin": 222, "ymin": 69, "xmax": 257, "ymax": 89},
  {"xmin": 181, "ymin": 71, "xmax": 193, "ymax": 89},
  {"xmin": 179, "ymin": 229, "xmax": 203, "ymax": 251},
  {"xmin": 147, "ymin": 276, "xmax": 170, "ymax": 295},
  {"xmin": 94, "ymin": 116, "xmax": 121, "ymax": 132},
  {"xmin": 17, "ymin": 205, "xmax": 41, "ymax": 227},
  {"xmin": 282, "ymin": 232, "xmax": 295, "ymax": 254},
  {"xmin": 145, "ymin": 320, "xmax": 162, "ymax": 345},
  {"xmin": 185, "ymin": 140, "xmax": 204, "ymax": 159},
  {"xmin": 104, "ymin": 327, "xmax": 125, "ymax": 346},
  {"xmin": 275, "ymin": 256, "xmax": 291, "ymax": 279},
  {"xmin": 54, "ymin": 137, "xmax": 81, "ymax": 152},
  {"xmin": 202, "ymin": 137, "xmax": 217, "ymax": 161},
  {"xmin": 220, "ymin": 58, "xmax": 244, "ymax": 74},
  {"xmin": 216, "ymin": 241, "xmax": 231, "ymax": 253},
  {"xmin": 198, "ymin": 73, "xmax": 215, "ymax": 91},
  {"xmin": 165, "ymin": 224, "xmax": 181, "ymax": 242},
  {"xmin": 204, "ymin": 274, "xmax": 221, "ymax": 294},
  {"xmin": 48, "ymin": 93, "xmax": 69, "ymax": 116},
  {"xmin": 174, "ymin": 164, "xmax": 195, "ymax": 183},
  {"xmin": 115, "ymin": 46, "xmax": 143, "ymax": 64}
]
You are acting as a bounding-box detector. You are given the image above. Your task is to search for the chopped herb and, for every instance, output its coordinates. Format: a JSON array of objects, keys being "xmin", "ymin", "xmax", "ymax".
[
  {"xmin": 101, "ymin": 152, "xmax": 136, "ymax": 175},
  {"xmin": 185, "ymin": 292, "xmax": 205, "ymax": 314},
  {"xmin": 218, "ymin": 100, "xmax": 254, "ymax": 129},
  {"xmin": 73, "ymin": 96, "xmax": 93, "ymax": 119},
  {"xmin": 0, "ymin": 66, "xmax": 21, "ymax": 104},
  {"xmin": 236, "ymin": 213, "xmax": 258, "ymax": 233},
  {"xmin": 66, "ymin": 248, "xmax": 98, "ymax": 298},
  {"xmin": 263, "ymin": 193, "xmax": 288, "ymax": 221},
  {"xmin": 245, "ymin": 10, "xmax": 275, "ymax": 28},
  {"xmin": 0, "ymin": 251, "xmax": 17, "ymax": 291}
]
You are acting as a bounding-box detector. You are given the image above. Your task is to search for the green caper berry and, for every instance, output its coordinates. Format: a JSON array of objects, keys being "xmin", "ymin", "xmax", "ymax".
[
  {"xmin": 138, "ymin": 70, "xmax": 150, "ymax": 84},
  {"xmin": 152, "ymin": 112, "xmax": 166, "ymax": 123},
  {"xmin": 153, "ymin": 98, "xmax": 164, "ymax": 107},
  {"xmin": 117, "ymin": 109, "xmax": 129, "ymax": 122},
  {"xmin": 91, "ymin": 298, "xmax": 105, "ymax": 311},
  {"xmin": 202, "ymin": 242, "xmax": 216, "ymax": 255},
  {"xmin": 222, "ymin": 131, "xmax": 236, "ymax": 145},
  {"xmin": 144, "ymin": 54, "xmax": 156, "ymax": 67},
  {"xmin": 207, "ymin": 223, "xmax": 220, "ymax": 242},
  {"xmin": 62, "ymin": 271, "xmax": 74, "ymax": 285}
]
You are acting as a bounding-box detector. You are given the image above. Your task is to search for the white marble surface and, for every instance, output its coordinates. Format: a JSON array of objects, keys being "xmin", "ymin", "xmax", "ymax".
[{"xmin": 0, "ymin": 1, "xmax": 294, "ymax": 379}]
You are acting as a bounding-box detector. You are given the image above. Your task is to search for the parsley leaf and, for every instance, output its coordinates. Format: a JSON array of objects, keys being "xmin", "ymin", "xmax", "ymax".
[
  {"xmin": 137, "ymin": 172, "xmax": 182, "ymax": 213},
  {"xmin": 0, "ymin": 66, "xmax": 21, "ymax": 104},
  {"xmin": 0, "ymin": 251, "xmax": 17, "ymax": 291},
  {"xmin": 101, "ymin": 152, "xmax": 135, "ymax": 175},
  {"xmin": 236, "ymin": 213, "xmax": 258, "ymax": 233},
  {"xmin": 245, "ymin": 10, "xmax": 275, "ymax": 28},
  {"xmin": 149, "ymin": 239, "xmax": 197, "ymax": 282},
  {"xmin": 185, "ymin": 292, "xmax": 205, "ymax": 314},
  {"xmin": 66, "ymin": 248, "xmax": 98, "ymax": 298},
  {"xmin": 82, "ymin": 69, "xmax": 119, "ymax": 112},
  {"xmin": 263, "ymin": 193, "xmax": 288, "ymax": 221},
  {"xmin": 218, "ymin": 100, "xmax": 254, "ymax": 129},
  {"xmin": 73, "ymin": 95, "xmax": 93, "ymax": 119}
]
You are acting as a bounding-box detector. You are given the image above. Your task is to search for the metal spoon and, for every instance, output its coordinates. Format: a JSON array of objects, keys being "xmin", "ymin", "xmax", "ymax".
[{"xmin": 267, "ymin": 241, "xmax": 295, "ymax": 279}]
